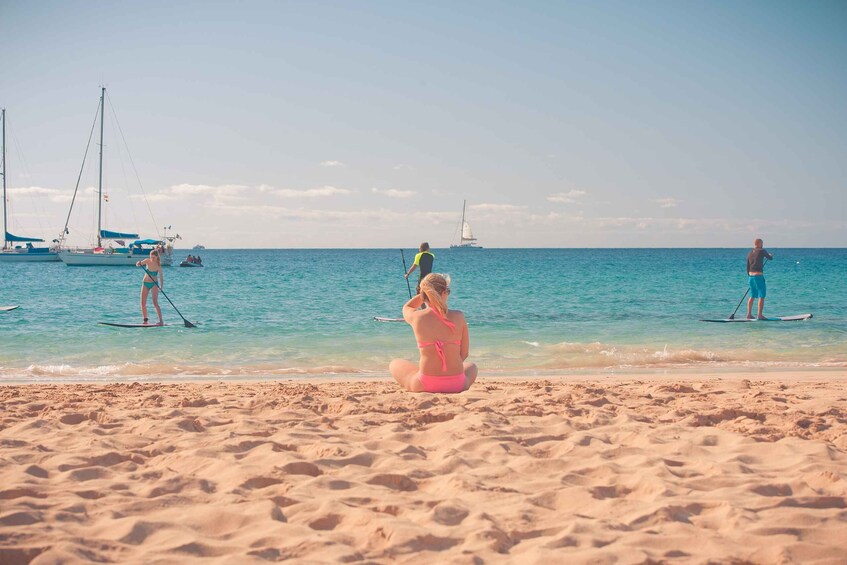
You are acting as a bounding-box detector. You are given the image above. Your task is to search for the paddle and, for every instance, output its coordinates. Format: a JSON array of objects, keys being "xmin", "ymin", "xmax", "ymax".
[
  {"xmin": 728, "ymin": 257, "xmax": 769, "ymax": 320},
  {"xmin": 140, "ymin": 265, "xmax": 196, "ymax": 328},
  {"xmin": 727, "ymin": 289, "xmax": 750, "ymax": 320},
  {"xmin": 400, "ymin": 249, "xmax": 413, "ymax": 299}
]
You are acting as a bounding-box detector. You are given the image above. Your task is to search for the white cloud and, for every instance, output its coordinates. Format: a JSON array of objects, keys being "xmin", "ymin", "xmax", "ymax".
[
  {"xmin": 655, "ymin": 197, "xmax": 681, "ymax": 208},
  {"xmin": 7, "ymin": 185, "xmax": 71, "ymax": 203},
  {"xmin": 320, "ymin": 160, "xmax": 345, "ymax": 167},
  {"xmin": 131, "ymin": 193, "xmax": 176, "ymax": 202},
  {"xmin": 393, "ymin": 164, "xmax": 414, "ymax": 171},
  {"xmin": 547, "ymin": 190, "xmax": 586, "ymax": 203},
  {"xmin": 371, "ymin": 187, "xmax": 416, "ymax": 199},
  {"xmin": 472, "ymin": 203, "xmax": 527, "ymax": 212},
  {"xmin": 133, "ymin": 183, "xmax": 247, "ymax": 204},
  {"xmin": 169, "ymin": 183, "xmax": 247, "ymax": 198},
  {"xmin": 272, "ymin": 186, "xmax": 354, "ymax": 198},
  {"xmin": 206, "ymin": 203, "xmax": 397, "ymax": 221}
]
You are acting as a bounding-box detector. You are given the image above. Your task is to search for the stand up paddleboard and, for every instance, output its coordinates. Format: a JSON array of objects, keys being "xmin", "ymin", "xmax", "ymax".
[
  {"xmin": 1, "ymin": 305, "xmax": 20, "ymax": 311},
  {"xmin": 700, "ymin": 314, "xmax": 812, "ymax": 323},
  {"xmin": 99, "ymin": 322, "xmax": 169, "ymax": 328},
  {"xmin": 374, "ymin": 316, "xmax": 404, "ymax": 323}
]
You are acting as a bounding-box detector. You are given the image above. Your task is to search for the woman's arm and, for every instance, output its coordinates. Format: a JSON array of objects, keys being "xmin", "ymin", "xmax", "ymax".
[
  {"xmin": 402, "ymin": 293, "xmax": 424, "ymax": 323},
  {"xmin": 460, "ymin": 316, "xmax": 470, "ymax": 361},
  {"xmin": 159, "ymin": 268, "xmax": 164, "ymax": 289}
]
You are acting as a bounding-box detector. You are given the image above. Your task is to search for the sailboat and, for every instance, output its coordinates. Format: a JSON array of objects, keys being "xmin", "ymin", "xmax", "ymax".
[
  {"xmin": 450, "ymin": 200, "xmax": 482, "ymax": 249},
  {"xmin": 0, "ymin": 109, "xmax": 60, "ymax": 262},
  {"xmin": 58, "ymin": 88, "xmax": 178, "ymax": 266}
]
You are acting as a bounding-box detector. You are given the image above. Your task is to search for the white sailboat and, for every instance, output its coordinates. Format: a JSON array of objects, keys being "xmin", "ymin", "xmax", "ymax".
[
  {"xmin": 58, "ymin": 88, "xmax": 178, "ymax": 266},
  {"xmin": 450, "ymin": 200, "xmax": 482, "ymax": 249},
  {"xmin": 0, "ymin": 108, "xmax": 60, "ymax": 262}
]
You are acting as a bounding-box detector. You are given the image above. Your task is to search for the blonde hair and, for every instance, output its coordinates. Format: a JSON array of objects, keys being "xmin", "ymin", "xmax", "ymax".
[{"xmin": 420, "ymin": 273, "xmax": 451, "ymax": 317}]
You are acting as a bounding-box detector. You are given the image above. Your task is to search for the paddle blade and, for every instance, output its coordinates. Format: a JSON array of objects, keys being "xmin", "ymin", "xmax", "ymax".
[{"xmin": 183, "ymin": 319, "xmax": 197, "ymax": 328}]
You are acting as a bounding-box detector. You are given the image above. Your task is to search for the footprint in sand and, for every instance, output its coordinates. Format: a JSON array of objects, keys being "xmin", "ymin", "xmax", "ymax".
[
  {"xmin": 366, "ymin": 474, "xmax": 417, "ymax": 492},
  {"xmin": 308, "ymin": 513, "xmax": 342, "ymax": 531},
  {"xmin": 280, "ymin": 461, "xmax": 322, "ymax": 477},
  {"xmin": 432, "ymin": 503, "xmax": 469, "ymax": 525}
]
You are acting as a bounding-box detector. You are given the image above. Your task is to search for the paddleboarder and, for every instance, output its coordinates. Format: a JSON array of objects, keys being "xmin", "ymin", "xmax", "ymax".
[
  {"xmin": 746, "ymin": 238, "xmax": 773, "ymax": 320},
  {"xmin": 136, "ymin": 249, "xmax": 164, "ymax": 326},
  {"xmin": 404, "ymin": 242, "xmax": 435, "ymax": 295}
]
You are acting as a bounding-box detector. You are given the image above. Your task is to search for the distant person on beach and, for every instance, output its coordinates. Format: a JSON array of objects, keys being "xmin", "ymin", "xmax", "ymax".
[
  {"xmin": 405, "ymin": 242, "xmax": 435, "ymax": 295},
  {"xmin": 390, "ymin": 273, "xmax": 477, "ymax": 393},
  {"xmin": 136, "ymin": 249, "xmax": 164, "ymax": 326},
  {"xmin": 746, "ymin": 238, "xmax": 774, "ymax": 320}
]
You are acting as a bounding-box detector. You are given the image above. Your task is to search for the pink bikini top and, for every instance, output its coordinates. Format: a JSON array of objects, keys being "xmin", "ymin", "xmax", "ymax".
[{"xmin": 417, "ymin": 308, "xmax": 461, "ymax": 371}]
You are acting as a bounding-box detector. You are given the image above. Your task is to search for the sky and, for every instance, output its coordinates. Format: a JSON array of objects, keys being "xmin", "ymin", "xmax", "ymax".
[{"xmin": 1, "ymin": 0, "xmax": 845, "ymax": 248}]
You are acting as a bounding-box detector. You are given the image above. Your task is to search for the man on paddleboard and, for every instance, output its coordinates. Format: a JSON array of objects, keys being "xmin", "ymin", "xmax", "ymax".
[
  {"xmin": 746, "ymin": 238, "xmax": 773, "ymax": 320},
  {"xmin": 405, "ymin": 242, "xmax": 435, "ymax": 295}
]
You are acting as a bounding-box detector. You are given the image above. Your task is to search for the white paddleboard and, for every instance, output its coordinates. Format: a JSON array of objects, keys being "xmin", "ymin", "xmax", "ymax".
[
  {"xmin": 374, "ymin": 316, "xmax": 404, "ymax": 323},
  {"xmin": 1, "ymin": 305, "xmax": 20, "ymax": 311},
  {"xmin": 700, "ymin": 314, "xmax": 812, "ymax": 323},
  {"xmin": 99, "ymin": 322, "xmax": 169, "ymax": 328}
]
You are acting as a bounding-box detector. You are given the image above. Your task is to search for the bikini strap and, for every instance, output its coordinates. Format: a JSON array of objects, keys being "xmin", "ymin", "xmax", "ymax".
[
  {"xmin": 428, "ymin": 307, "xmax": 455, "ymax": 330},
  {"xmin": 417, "ymin": 339, "xmax": 461, "ymax": 371}
]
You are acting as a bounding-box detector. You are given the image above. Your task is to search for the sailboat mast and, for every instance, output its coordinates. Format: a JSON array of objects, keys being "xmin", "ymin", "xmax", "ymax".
[
  {"xmin": 460, "ymin": 200, "xmax": 466, "ymax": 244},
  {"xmin": 97, "ymin": 87, "xmax": 105, "ymax": 248},
  {"xmin": 1, "ymin": 108, "xmax": 6, "ymax": 249}
]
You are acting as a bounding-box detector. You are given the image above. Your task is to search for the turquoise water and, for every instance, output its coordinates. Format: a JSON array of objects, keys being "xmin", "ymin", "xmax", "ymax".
[{"xmin": 1, "ymin": 248, "xmax": 845, "ymax": 382}]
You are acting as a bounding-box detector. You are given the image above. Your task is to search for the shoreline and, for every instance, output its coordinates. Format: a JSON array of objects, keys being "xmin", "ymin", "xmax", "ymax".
[
  {"xmin": 2, "ymin": 373, "xmax": 846, "ymax": 562},
  {"xmin": 1, "ymin": 365, "xmax": 845, "ymax": 385}
]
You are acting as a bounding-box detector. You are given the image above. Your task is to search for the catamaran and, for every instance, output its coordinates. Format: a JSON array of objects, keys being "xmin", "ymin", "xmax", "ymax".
[
  {"xmin": 57, "ymin": 88, "xmax": 178, "ymax": 266},
  {"xmin": 0, "ymin": 109, "xmax": 60, "ymax": 262},
  {"xmin": 449, "ymin": 199, "xmax": 482, "ymax": 249}
]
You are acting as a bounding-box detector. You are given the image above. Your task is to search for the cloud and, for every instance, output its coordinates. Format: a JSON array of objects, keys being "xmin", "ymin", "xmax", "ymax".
[
  {"xmin": 7, "ymin": 186, "xmax": 71, "ymax": 203},
  {"xmin": 655, "ymin": 197, "xmax": 681, "ymax": 208},
  {"xmin": 133, "ymin": 183, "xmax": 247, "ymax": 204},
  {"xmin": 371, "ymin": 187, "xmax": 416, "ymax": 199},
  {"xmin": 393, "ymin": 164, "xmax": 414, "ymax": 171},
  {"xmin": 547, "ymin": 190, "xmax": 586, "ymax": 203},
  {"xmin": 131, "ymin": 193, "xmax": 176, "ymax": 202},
  {"xmin": 272, "ymin": 186, "xmax": 354, "ymax": 198},
  {"xmin": 320, "ymin": 160, "xmax": 345, "ymax": 167},
  {"xmin": 471, "ymin": 203, "xmax": 527, "ymax": 212},
  {"xmin": 206, "ymin": 203, "xmax": 396, "ymax": 221},
  {"xmin": 169, "ymin": 184, "xmax": 247, "ymax": 198}
]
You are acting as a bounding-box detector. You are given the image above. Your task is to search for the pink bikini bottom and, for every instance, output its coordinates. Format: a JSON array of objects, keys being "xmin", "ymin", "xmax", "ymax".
[{"xmin": 419, "ymin": 372, "xmax": 467, "ymax": 393}]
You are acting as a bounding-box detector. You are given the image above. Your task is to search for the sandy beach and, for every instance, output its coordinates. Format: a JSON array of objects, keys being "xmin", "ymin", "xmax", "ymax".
[{"xmin": 1, "ymin": 372, "xmax": 846, "ymax": 564}]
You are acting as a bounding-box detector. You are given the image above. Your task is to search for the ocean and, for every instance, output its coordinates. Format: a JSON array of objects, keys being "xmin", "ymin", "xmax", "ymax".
[{"xmin": 1, "ymin": 248, "xmax": 845, "ymax": 382}]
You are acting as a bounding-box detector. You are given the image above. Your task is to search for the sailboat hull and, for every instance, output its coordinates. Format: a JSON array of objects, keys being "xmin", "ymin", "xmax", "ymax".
[
  {"xmin": 0, "ymin": 250, "xmax": 60, "ymax": 262},
  {"xmin": 59, "ymin": 249, "xmax": 173, "ymax": 266}
]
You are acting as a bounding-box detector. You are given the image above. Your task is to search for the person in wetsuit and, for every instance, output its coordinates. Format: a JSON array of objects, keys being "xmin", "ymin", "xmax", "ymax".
[
  {"xmin": 746, "ymin": 238, "xmax": 774, "ymax": 320},
  {"xmin": 405, "ymin": 242, "xmax": 435, "ymax": 295}
]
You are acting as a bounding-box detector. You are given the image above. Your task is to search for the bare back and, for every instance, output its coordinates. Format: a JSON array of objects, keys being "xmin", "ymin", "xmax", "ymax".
[{"xmin": 408, "ymin": 308, "xmax": 469, "ymax": 376}]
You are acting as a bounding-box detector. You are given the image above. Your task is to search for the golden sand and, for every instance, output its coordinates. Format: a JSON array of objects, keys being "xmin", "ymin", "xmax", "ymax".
[{"xmin": 1, "ymin": 373, "xmax": 846, "ymax": 563}]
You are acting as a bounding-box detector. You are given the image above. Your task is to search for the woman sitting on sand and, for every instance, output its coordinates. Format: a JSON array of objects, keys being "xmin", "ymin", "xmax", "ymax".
[
  {"xmin": 136, "ymin": 249, "xmax": 164, "ymax": 326},
  {"xmin": 390, "ymin": 273, "xmax": 477, "ymax": 393}
]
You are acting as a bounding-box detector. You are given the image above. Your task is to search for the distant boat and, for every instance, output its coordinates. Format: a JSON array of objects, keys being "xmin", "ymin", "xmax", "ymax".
[
  {"xmin": 449, "ymin": 200, "xmax": 482, "ymax": 249},
  {"xmin": 192, "ymin": 244, "xmax": 205, "ymax": 251},
  {"xmin": 180, "ymin": 256, "xmax": 204, "ymax": 268},
  {"xmin": 57, "ymin": 88, "xmax": 177, "ymax": 266},
  {"xmin": 0, "ymin": 109, "xmax": 60, "ymax": 262}
]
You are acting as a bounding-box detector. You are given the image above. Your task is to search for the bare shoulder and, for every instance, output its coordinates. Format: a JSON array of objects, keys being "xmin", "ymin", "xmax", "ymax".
[{"xmin": 447, "ymin": 309, "xmax": 466, "ymax": 323}]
